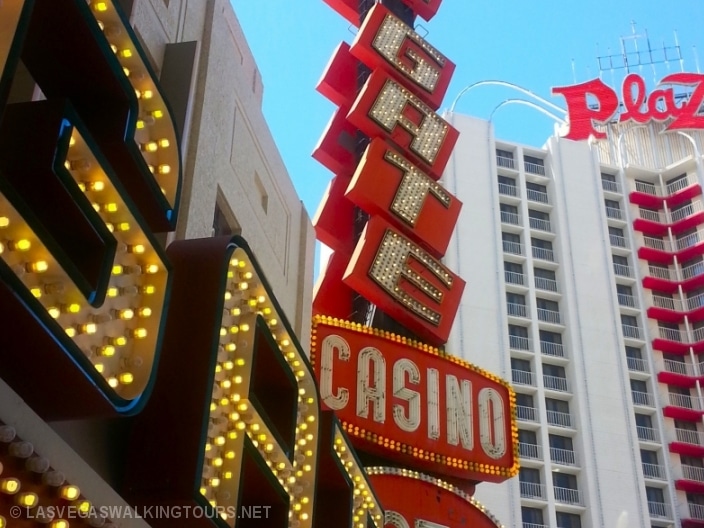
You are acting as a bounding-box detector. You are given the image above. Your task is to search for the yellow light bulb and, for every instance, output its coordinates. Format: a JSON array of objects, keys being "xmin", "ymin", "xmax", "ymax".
[
  {"xmin": 107, "ymin": 287, "xmax": 119, "ymax": 298},
  {"xmin": 105, "ymin": 203, "xmax": 118, "ymax": 213},
  {"xmin": 119, "ymin": 372, "xmax": 134, "ymax": 385},
  {"xmin": 67, "ymin": 303, "xmax": 81, "ymax": 314},
  {"xmin": 30, "ymin": 288, "xmax": 42, "ymax": 298},
  {"xmin": 11, "ymin": 239, "xmax": 31, "ymax": 251},
  {"xmin": 129, "ymin": 244, "xmax": 145, "ymax": 254},
  {"xmin": 0, "ymin": 217, "xmax": 8, "ymax": 228},
  {"xmin": 65, "ymin": 328, "xmax": 76, "ymax": 337},
  {"xmin": 27, "ymin": 261, "xmax": 48, "ymax": 273},
  {"xmin": 158, "ymin": 138, "xmax": 170, "ymax": 148},
  {"xmin": 108, "ymin": 377, "xmax": 119, "ymax": 388},
  {"xmin": 145, "ymin": 264, "xmax": 159, "ymax": 274},
  {"xmin": 157, "ymin": 164, "xmax": 171, "ymax": 175},
  {"xmin": 59, "ymin": 485, "xmax": 81, "ymax": 501},
  {"xmin": 17, "ymin": 492, "xmax": 38, "ymax": 508},
  {"xmin": 100, "ymin": 346, "xmax": 115, "ymax": 357},
  {"xmin": 112, "ymin": 265, "xmax": 123, "ymax": 275},
  {"xmin": 48, "ymin": 307, "xmax": 60, "ymax": 319},
  {"xmin": 117, "ymin": 222, "xmax": 130, "ymax": 231},
  {"xmin": 151, "ymin": 109, "xmax": 164, "ymax": 118},
  {"xmin": 136, "ymin": 120, "xmax": 145, "ymax": 129},
  {"xmin": 142, "ymin": 90, "xmax": 153, "ymax": 99},
  {"xmin": 120, "ymin": 49, "xmax": 133, "ymax": 58},
  {"xmin": 94, "ymin": 2, "xmax": 108, "ymax": 12},
  {"xmin": 132, "ymin": 328, "xmax": 148, "ymax": 339},
  {"xmin": 138, "ymin": 307, "xmax": 152, "ymax": 318},
  {"xmin": 142, "ymin": 285, "xmax": 156, "ymax": 295},
  {"xmin": 80, "ymin": 323, "xmax": 97, "ymax": 334},
  {"xmin": 142, "ymin": 141, "xmax": 158, "ymax": 152},
  {"xmin": 117, "ymin": 309, "xmax": 134, "ymax": 320},
  {"xmin": 1, "ymin": 478, "xmax": 20, "ymax": 494},
  {"xmin": 95, "ymin": 363, "xmax": 104, "ymax": 373},
  {"xmin": 50, "ymin": 520, "xmax": 69, "ymax": 528}
]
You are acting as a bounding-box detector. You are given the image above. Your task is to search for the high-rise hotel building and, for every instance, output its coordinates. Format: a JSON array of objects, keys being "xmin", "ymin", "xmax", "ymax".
[{"xmin": 443, "ymin": 111, "xmax": 704, "ymax": 528}]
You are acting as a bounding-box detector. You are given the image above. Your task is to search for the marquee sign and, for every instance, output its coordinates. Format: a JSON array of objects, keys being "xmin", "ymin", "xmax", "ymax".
[
  {"xmin": 314, "ymin": 0, "xmax": 517, "ymax": 516},
  {"xmin": 552, "ymin": 72, "xmax": 704, "ymax": 141},
  {"xmin": 311, "ymin": 317, "xmax": 518, "ymax": 483},
  {"xmin": 366, "ymin": 468, "xmax": 503, "ymax": 528}
]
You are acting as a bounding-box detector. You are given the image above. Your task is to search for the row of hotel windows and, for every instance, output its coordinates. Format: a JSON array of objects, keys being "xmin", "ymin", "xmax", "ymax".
[
  {"xmin": 496, "ymin": 149, "xmax": 546, "ymax": 177},
  {"xmin": 601, "ymin": 172, "xmax": 691, "ymax": 197}
]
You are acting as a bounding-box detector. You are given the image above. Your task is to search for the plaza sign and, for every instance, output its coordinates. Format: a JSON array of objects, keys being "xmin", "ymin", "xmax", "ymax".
[{"xmin": 553, "ymin": 72, "xmax": 704, "ymax": 141}]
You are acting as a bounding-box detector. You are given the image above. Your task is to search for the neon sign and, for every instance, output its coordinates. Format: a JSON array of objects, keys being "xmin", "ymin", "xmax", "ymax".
[{"xmin": 553, "ymin": 72, "xmax": 704, "ymax": 141}]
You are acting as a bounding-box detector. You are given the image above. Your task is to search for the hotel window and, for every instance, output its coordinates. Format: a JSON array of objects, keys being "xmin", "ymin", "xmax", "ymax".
[
  {"xmin": 498, "ymin": 175, "xmax": 518, "ymax": 196},
  {"xmin": 509, "ymin": 325, "xmax": 530, "ymax": 351},
  {"xmin": 641, "ymin": 449, "xmax": 662, "ymax": 479},
  {"xmin": 507, "ymin": 293, "xmax": 527, "ymax": 317},
  {"xmin": 553, "ymin": 472, "xmax": 578, "ymax": 490},
  {"xmin": 605, "ymin": 199, "xmax": 622, "ymax": 219},
  {"xmin": 666, "ymin": 173, "xmax": 688, "ymax": 189},
  {"xmin": 617, "ymin": 284, "xmax": 635, "ymax": 307},
  {"xmin": 521, "ymin": 507, "xmax": 544, "ymax": 526},
  {"xmin": 500, "ymin": 203, "xmax": 520, "ymax": 225},
  {"xmin": 502, "ymin": 232, "xmax": 522, "ymax": 254},
  {"xmin": 609, "ymin": 226, "xmax": 626, "ymax": 247},
  {"xmin": 556, "ymin": 512, "xmax": 582, "ymax": 528},
  {"xmin": 524, "ymin": 155, "xmax": 545, "ymax": 175},
  {"xmin": 601, "ymin": 173, "xmax": 618, "ymax": 192},
  {"xmin": 526, "ymin": 182, "xmax": 548, "ymax": 203},
  {"xmin": 625, "ymin": 346, "xmax": 645, "ymax": 371},
  {"xmin": 528, "ymin": 209, "xmax": 551, "ymax": 231},
  {"xmin": 504, "ymin": 261, "xmax": 524, "ymax": 285},
  {"xmin": 645, "ymin": 487, "xmax": 666, "ymax": 515},
  {"xmin": 511, "ymin": 358, "xmax": 532, "ymax": 386},
  {"xmin": 670, "ymin": 386, "xmax": 693, "ymax": 409},
  {"xmin": 543, "ymin": 363, "xmax": 567, "ymax": 381},
  {"xmin": 496, "ymin": 149, "xmax": 515, "ymax": 169}
]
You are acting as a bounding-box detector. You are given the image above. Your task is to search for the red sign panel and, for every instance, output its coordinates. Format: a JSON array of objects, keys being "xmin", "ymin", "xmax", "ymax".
[
  {"xmin": 347, "ymin": 138, "xmax": 462, "ymax": 258},
  {"xmin": 367, "ymin": 468, "xmax": 503, "ymax": 527},
  {"xmin": 350, "ymin": 4, "xmax": 455, "ymax": 110},
  {"xmin": 343, "ymin": 216, "xmax": 464, "ymax": 345},
  {"xmin": 323, "ymin": 0, "xmax": 442, "ymax": 25},
  {"xmin": 553, "ymin": 72, "xmax": 704, "ymax": 141},
  {"xmin": 311, "ymin": 316, "xmax": 518, "ymax": 482},
  {"xmin": 347, "ymin": 69, "xmax": 459, "ymax": 179}
]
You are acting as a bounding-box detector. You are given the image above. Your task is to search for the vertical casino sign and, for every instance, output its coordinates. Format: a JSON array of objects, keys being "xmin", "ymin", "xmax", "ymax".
[{"xmin": 312, "ymin": 0, "xmax": 518, "ymax": 524}]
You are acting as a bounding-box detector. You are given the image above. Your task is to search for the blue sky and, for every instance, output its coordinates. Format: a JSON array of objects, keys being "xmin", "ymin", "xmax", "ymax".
[{"xmin": 230, "ymin": 0, "xmax": 704, "ymax": 219}]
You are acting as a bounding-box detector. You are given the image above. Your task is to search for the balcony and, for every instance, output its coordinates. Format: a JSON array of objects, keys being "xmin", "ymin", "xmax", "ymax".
[
  {"xmin": 501, "ymin": 210, "xmax": 521, "ymax": 226},
  {"xmin": 618, "ymin": 293, "xmax": 638, "ymax": 308},
  {"xmin": 602, "ymin": 179, "xmax": 621, "ymax": 193},
  {"xmin": 540, "ymin": 341, "xmax": 566, "ymax": 358},
  {"xmin": 682, "ymin": 464, "xmax": 704, "ymax": 483},
  {"xmin": 677, "ymin": 230, "xmax": 704, "ymax": 251},
  {"xmin": 524, "ymin": 161, "xmax": 546, "ymax": 176},
  {"xmin": 543, "ymin": 375, "xmax": 570, "ymax": 392},
  {"xmin": 512, "ymin": 369, "xmax": 535, "ymax": 386},
  {"xmin": 636, "ymin": 425, "xmax": 659, "ymax": 443},
  {"xmin": 527, "ymin": 188, "xmax": 549, "ymax": 204},
  {"xmin": 671, "ymin": 200, "xmax": 704, "ymax": 223},
  {"xmin": 534, "ymin": 276, "xmax": 558, "ymax": 292},
  {"xmin": 638, "ymin": 208, "xmax": 665, "ymax": 223},
  {"xmin": 498, "ymin": 182, "xmax": 519, "ymax": 197},
  {"xmin": 652, "ymin": 294, "xmax": 682, "ymax": 311},
  {"xmin": 631, "ymin": 390, "xmax": 654, "ymax": 406},
  {"xmin": 648, "ymin": 501, "xmax": 672, "ymax": 519},
  {"xmin": 518, "ymin": 442, "xmax": 542, "ymax": 460},
  {"xmin": 554, "ymin": 486, "xmax": 583, "ymax": 506},
  {"xmin": 613, "ymin": 263, "xmax": 633, "ymax": 277},
  {"xmin": 663, "ymin": 359, "xmax": 695, "ymax": 376},
  {"xmin": 549, "ymin": 447, "xmax": 577, "ymax": 466},
  {"xmin": 643, "ymin": 235, "xmax": 671, "ymax": 252},
  {"xmin": 667, "ymin": 176, "xmax": 696, "ymax": 195},
  {"xmin": 642, "ymin": 462, "xmax": 666, "ymax": 479},
  {"xmin": 667, "ymin": 392, "xmax": 701, "ymax": 410},
  {"xmin": 519, "ymin": 481, "xmax": 546, "ymax": 499},
  {"xmin": 649, "ymin": 264, "xmax": 676, "ymax": 281},
  {"xmin": 503, "ymin": 240, "xmax": 523, "ymax": 255},
  {"xmin": 509, "ymin": 335, "xmax": 531, "ymax": 351},
  {"xmin": 636, "ymin": 180, "xmax": 659, "ymax": 196},
  {"xmin": 688, "ymin": 292, "xmax": 704, "ymax": 311},
  {"xmin": 522, "ymin": 524, "xmax": 548, "ymax": 528},
  {"xmin": 537, "ymin": 308, "xmax": 561, "ymax": 324},
  {"xmin": 675, "ymin": 428, "xmax": 704, "ymax": 446},
  {"xmin": 546, "ymin": 410, "xmax": 572, "ymax": 428},
  {"xmin": 687, "ymin": 502, "xmax": 704, "ymax": 522},
  {"xmin": 605, "ymin": 206, "xmax": 624, "ymax": 220},
  {"xmin": 507, "ymin": 302, "xmax": 528, "ymax": 318},
  {"xmin": 517, "ymin": 405, "xmax": 538, "ymax": 422},
  {"xmin": 496, "ymin": 154, "xmax": 515, "ymax": 169},
  {"xmin": 610, "ymin": 233, "xmax": 628, "ymax": 248},
  {"xmin": 505, "ymin": 270, "xmax": 525, "ymax": 286},
  {"xmin": 529, "ymin": 217, "xmax": 552, "ymax": 233},
  {"xmin": 626, "ymin": 356, "xmax": 648, "ymax": 372},
  {"xmin": 622, "ymin": 324, "xmax": 642, "ymax": 340},
  {"xmin": 658, "ymin": 326, "xmax": 683, "ymax": 342},
  {"xmin": 683, "ymin": 261, "xmax": 704, "ymax": 281}
]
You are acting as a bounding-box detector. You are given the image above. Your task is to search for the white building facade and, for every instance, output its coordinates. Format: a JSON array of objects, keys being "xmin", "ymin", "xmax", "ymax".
[{"xmin": 443, "ymin": 112, "xmax": 704, "ymax": 528}]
